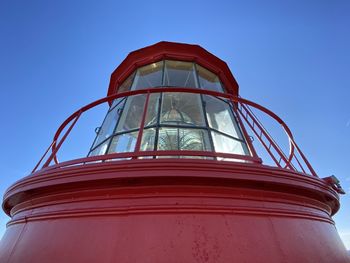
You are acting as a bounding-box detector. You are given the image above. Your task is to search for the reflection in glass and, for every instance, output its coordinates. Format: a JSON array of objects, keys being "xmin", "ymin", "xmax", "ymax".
[
  {"xmin": 164, "ymin": 61, "xmax": 197, "ymax": 88},
  {"xmin": 204, "ymin": 95, "xmax": 242, "ymax": 139},
  {"xmin": 108, "ymin": 132, "xmax": 138, "ymax": 153},
  {"xmin": 110, "ymin": 97, "xmax": 125, "ymax": 110},
  {"xmin": 131, "ymin": 61, "xmax": 163, "ymax": 90},
  {"xmin": 161, "ymin": 93, "xmax": 205, "ymax": 126},
  {"xmin": 211, "ymin": 131, "xmax": 249, "ymax": 155},
  {"xmin": 140, "ymin": 128, "xmax": 156, "ymax": 151},
  {"xmin": 89, "ymin": 140, "xmax": 109, "ymax": 156},
  {"xmin": 116, "ymin": 60, "xmax": 227, "ymax": 93},
  {"xmin": 158, "ymin": 128, "xmax": 211, "ymax": 151},
  {"xmin": 92, "ymin": 99, "xmax": 125, "ymax": 148},
  {"xmin": 196, "ymin": 65, "xmax": 224, "ymax": 92},
  {"xmin": 119, "ymin": 72, "xmax": 135, "ymax": 93},
  {"xmin": 89, "ymin": 59, "xmax": 253, "ymax": 161},
  {"xmin": 145, "ymin": 93, "xmax": 160, "ymax": 127},
  {"xmin": 116, "ymin": 95, "xmax": 146, "ymax": 132}
]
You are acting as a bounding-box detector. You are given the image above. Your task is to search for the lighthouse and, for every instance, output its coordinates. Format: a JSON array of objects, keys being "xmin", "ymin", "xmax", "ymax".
[{"xmin": 0, "ymin": 41, "xmax": 348, "ymax": 262}]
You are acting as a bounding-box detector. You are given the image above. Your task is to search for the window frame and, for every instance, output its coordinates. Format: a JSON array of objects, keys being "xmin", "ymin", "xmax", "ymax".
[{"xmin": 89, "ymin": 60, "xmax": 252, "ymax": 159}]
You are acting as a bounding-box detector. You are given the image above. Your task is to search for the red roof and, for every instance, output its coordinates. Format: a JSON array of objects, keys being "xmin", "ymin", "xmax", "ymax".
[{"xmin": 107, "ymin": 41, "xmax": 239, "ymax": 96}]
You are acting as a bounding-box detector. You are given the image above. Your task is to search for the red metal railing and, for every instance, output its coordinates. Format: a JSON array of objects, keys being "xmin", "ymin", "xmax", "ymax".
[{"xmin": 31, "ymin": 87, "xmax": 317, "ymax": 177}]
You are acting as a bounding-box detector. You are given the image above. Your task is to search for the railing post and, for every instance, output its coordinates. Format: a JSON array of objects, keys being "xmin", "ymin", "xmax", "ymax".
[
  {"xmin": 31, "ymin": 140, "xmax": 56, "ymax": 173},
  {"xmin": 133, "ymin": 91, "xmax": 151, "ymax": 157},
  {"xmin": 239, "ymin": 103, "xmax": 295, "ymax": 170},
  {"xmin": 42, "ymin": 110, "xmax": 83, "ymax": 168},
  {"xmin": 233, "ymin": 101, "xmax": 259, "ymax": 159},
  {"xmin": 29, "ymin": 88, "xmax": 318, "ymax": 177},
  {"xmin": 244, "ymin": 103, "xmax": 296, "ymax": 169},
  {"xmin": 289, "ymin": 139, "xmax": 318, "ymax": 177}
]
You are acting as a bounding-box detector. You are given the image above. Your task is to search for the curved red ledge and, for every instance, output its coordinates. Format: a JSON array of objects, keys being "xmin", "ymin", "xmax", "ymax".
[{"xmin": 3, "ymin": 159, "xmax": 339, "ymax": 219}]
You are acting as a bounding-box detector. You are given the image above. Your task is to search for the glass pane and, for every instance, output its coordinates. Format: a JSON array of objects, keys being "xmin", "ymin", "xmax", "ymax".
[
  {"xmin": 89, "ymin": 140, "xmax": 109, "ymax": 156},
  {"xmin": 118, "ymin": 71, "xmax": 135, "ymax": 93},
  {"xmin": 158, "ymin": 128, "xmax": 211, "ymax": 151},
  {"xmin": 131, "ymin": 61, "xmax": 163, "ymax": 90},
  {"xmin": 145, "ymin": 93, "xmax": 160, "ymax": 127},
  {"xmin": 164, "ymin": 60, "xmax": 198, "ymax": 88},
  {"xmin": 196, "ymin": 64, "xmax": 224, "ymax": 92},
  {"xmin": 110, "ymin": 97, "xmax": 125, "ymax": 110},
  {"xmin": 116, "ymin": 94, "xmax": 146, "ymax": 132},
  {"xmin": 211, "ymin": 131, "xmax": 249, "ymax": 155},
  {"xmin": 140, "ymin": 128, "xmax": 156, "ymax": 151},
  {"xmin": 160, "ymin": 92, "xmax": 205, "ymax": 126},
  {"xmin": 108, "ymin": 131, "xmax": 138, "ymax": 153},
  {"xmin": 204, "ymin": 95, "xmax": 243, "ymax": 139},
  {"xmin": 92, "ymin": 99, "xmax": 125, "ymax": 148}
]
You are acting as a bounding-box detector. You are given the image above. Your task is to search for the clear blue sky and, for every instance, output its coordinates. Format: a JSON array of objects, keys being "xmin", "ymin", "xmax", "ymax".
[{"xmin": 1, "ymin": 0, "xmax": 349, "ymax": 248}]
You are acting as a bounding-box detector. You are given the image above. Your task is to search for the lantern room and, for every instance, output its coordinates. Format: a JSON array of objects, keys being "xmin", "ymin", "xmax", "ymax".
[
  {"xmin": 89, "ymin": 57, "xmax": 251, "ymax": 161},
  {"xmin": 80, "ymin": 41, "xmax": 262, "ymax": 164},
  {"xmin": 0, "ymin": 41, "xmax": 348, "ymax": 263}
]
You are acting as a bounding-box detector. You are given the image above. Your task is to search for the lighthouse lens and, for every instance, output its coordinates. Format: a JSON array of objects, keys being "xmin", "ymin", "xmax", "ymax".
[
  {"xmin": 160, "ymin": 93, "xmax": 205, "ymax": 127},
  {"xmin": 90, "ymin": 60, "xmax": 252, "ymax": 160},
  {"xmin": 158, "ymin": 128, "xmax": 211, "ymax": 151}
]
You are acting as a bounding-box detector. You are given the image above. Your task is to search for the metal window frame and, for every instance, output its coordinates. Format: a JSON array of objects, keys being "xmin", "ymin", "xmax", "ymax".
[
  {"xmin": 87, "ymin": 97, "xmax": 127, "ymax": 155},
  {"xmin": 37, "ymin": 86, "xmax": 318, "ymax": 177},
  {"xmin": 195, "ymin": 63, "xmax": 225, "ymax": 93},
  {"xmin": 195, "ymin": 63, "xmax": 217, "ymax": 157},
  {"xmin": 90, "ymin": 65, "xmax": 251, "ymax": 158}
]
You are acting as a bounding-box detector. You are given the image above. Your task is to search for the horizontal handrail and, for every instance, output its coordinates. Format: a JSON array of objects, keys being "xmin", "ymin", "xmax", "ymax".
[
  {"xmin": 237, "ymin": 103, "xmax": 295, "ymax": 170},
  {"xmin": 34, "ymin": 150, "xmax": 263, "ymax": 175},
  {"xmin": 33, "ymin": 87, "xmax": 317, "ymax": 177}
]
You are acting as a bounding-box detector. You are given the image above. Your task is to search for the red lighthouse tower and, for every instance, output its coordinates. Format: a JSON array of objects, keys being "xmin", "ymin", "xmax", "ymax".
[{"xmin": 0, "ymin": 42, "xmax": 348, "ymax": 262}]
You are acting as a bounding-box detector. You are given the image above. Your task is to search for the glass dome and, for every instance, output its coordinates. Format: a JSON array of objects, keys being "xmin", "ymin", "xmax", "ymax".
[{"xmin": 88, "ymin": 60, "xmax": 251, "ymax": 160}]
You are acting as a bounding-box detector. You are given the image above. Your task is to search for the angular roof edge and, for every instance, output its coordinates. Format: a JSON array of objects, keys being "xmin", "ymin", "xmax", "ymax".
[{"xmin": 108, "ymin": 41, "xmax": 239, "ymax": 96}]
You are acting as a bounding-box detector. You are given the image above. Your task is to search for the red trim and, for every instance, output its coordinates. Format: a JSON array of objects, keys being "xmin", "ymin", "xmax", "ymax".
[
  {"xmin": 31, "ymin": 140, "xmax": 56, "ymax": 173},
  {"xmin": 45, "ymin": 110, "xmax": 82, "ymax": 167},
  {"xmin": 39, "ymin": 151, "xmax": 263, "ymax": 174},
  {"xmin": 4, "ymin": 159, "xmax": 339, "ymax": 218},
  {"xmin": 1, "ymin": 158, "xmax": 342, "ymax": 262},
  {"xmin": 233, "ymin": 106, "xmax": 259, "ymax": 159},
  {"xmin": 108, "ymin": 41, "xmax": 239, "ymax": 97},
  {"xmin": 133, "ymin": 91, "xmax": 150, "ymax": 155},
  {"xmin": 37, "ymin": 87, "xmax": 317, "ymax": 178}
]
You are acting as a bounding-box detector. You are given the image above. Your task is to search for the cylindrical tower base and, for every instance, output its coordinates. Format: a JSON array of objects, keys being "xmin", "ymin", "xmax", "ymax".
[{"xmin": 1, "ymin": 160, "xmax": 348, "ymax": 263}]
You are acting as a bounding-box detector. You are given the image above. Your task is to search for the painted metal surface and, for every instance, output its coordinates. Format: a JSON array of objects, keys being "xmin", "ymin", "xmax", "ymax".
[
  {"xmin": 28, "ymin": 87, "xmax": 316, "ymax": 177},
  {"xmin": 108, "ymin": 41, "xmax": 239, "ymax": 96},
  {"xmin": 1, "ymin": 160, "xmax": 348, "ymax": 262},
  {"xmin": 1, "ymin": 42, "xmax": 348, "ymax": 262}
]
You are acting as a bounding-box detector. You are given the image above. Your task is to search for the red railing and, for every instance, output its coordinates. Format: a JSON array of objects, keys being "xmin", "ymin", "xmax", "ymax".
[{"xmin": 31, "ymin": 87, "xmax": 317, "ymax": 177}]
